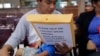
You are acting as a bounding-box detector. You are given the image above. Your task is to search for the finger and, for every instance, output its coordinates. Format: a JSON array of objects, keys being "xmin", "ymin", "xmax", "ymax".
[
  {"xmin": 62, "ymin": 42, "xmax": 73, "ymax": 51},
  {"xmin": 55, "ymin": 47, "xmax": 72, "ymax": 55},
  {"xmin": 67, "ymin": 47, "xmax": 73, "ymax": 53},
  {"xmin": 55, "ymin": 51, "xmax": 63, "ymax": 54},
  {"xmin": 62, "ymin": 42, "xmax": 69, "ymax": 48},
  {"xmin": 54, "ymin": 44, "xmax": 63, "ymax": 52},
  {"xmin": 55, "ymin": 43, "xmax": 63, "ymax": 48}
]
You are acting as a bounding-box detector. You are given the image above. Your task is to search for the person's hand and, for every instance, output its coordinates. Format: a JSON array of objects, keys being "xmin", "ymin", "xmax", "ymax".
[
  {"xmin": 54, "ymin": 43, "xmax": 72, "ymax": 54},
  {"xmin": 15, "ymin": 48, "xmax": 23, "ymax": 56},
  {"xmin": 87, "ymin": 40, "xmax": 96, "ymax": 50},
  {"xmin": 0, "ymin": 49, "xmax": 9, "ymax": 56}
]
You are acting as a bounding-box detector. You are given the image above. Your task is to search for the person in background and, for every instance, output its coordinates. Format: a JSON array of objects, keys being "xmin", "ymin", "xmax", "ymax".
[
  {"xmin": 85, "ymin": 2, "xmax": 94, "ymax": 12},
  {"xmin": 0, "ymin": 0, "xmax": 72, "ymax": 56},
  {"xmin": 76, "ymin": 0, "xmax": 100, "ymax": 56}
]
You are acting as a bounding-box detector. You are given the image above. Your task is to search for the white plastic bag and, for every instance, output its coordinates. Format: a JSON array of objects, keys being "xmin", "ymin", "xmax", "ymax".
[{"xmin": 22, "ymin": 46, "xmax": 38, "ymax": 56}]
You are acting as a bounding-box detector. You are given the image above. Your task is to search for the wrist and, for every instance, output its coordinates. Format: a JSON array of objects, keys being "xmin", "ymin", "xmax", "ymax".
[{"xmin": 2, "ymin": 45, "xmax": 12, "ymax": 51}]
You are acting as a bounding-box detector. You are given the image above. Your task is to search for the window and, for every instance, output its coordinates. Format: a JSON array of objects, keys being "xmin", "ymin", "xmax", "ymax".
[
  {"xmin": 3, "ymin": 3, "xmax": 11, "ymax": 8},
  {"xmin": 0, "ymin": 4, "xmax": 3, "ymax": 8},
  {"xmin": 71, "ymin": 1, "xmax": 77, "ymax": 6},
  {"xmin": 60, "ymin": 2, "xmax": 67, "ymax": 8}
]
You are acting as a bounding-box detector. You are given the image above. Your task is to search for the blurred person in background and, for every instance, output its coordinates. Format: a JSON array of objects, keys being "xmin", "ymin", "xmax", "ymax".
[
  {"xmin": 76, "ymin": 0, "xmax": 100, "ymax": 56},
  {"xmin": 85, "ymin": 2, "xmax": 94, "ymax": 12}
]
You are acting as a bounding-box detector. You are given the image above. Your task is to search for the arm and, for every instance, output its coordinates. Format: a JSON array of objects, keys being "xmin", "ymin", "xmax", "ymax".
[
  {"xmin": 87, "ymin": 40, "xmax": 96, "ymax": 50},
  {"xmin": 0, "ymin": 45, "xmax": 12, "ymax": 56},
  {"xmin": 75, "ymin": 13, "xmax": 90, "ymax": 47},
  {"xmin": 4, "ymin": 15, "xmax": 27, "ymax": 48},
  {"xmin": 2, "ymin": 45, "xmax": 12, "ymax": 51}
]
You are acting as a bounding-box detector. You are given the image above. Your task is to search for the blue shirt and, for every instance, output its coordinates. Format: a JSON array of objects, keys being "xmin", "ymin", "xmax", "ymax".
[
  {"xmin": 38, "ymin": 44, "xmax": 66, "ymax": 56},
  {"xmin": 88, "ymin": 16, "xmax": 100, "ymax": 51}
]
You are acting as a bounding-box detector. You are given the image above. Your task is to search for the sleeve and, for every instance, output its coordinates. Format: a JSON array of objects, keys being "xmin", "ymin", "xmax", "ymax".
[
  {"xmin": 75, "ymin": 13, "xmax": 90, "ymax": 40},
  {"xmin": 75, "ymin": 13, "xmax": 90, "ymax": 55},
  {"xmin": 75, "ymin": 13, "xmax": 83, "ymax": 26},
  {"xmin": 75, "ymin": 13, "xmax": 84, "ymax": 43},
  {"xmin": 5, "ymin": 15, "xmax": 27, "ymax": 49}
]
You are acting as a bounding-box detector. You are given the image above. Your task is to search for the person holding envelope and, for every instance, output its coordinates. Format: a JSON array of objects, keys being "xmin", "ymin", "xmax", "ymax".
[{"xmin": 0, "ymin": 0, "xmax": 72, "ymax": 56}]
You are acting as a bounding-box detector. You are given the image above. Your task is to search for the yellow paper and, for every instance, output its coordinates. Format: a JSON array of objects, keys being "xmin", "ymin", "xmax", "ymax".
[
  {"xmin": 26, "ymin": 14, "xmax": 75, "ymax": 47},
  {"xmin": 26, "ymin": 14, "xmax": 73, "ymax": 23}
]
